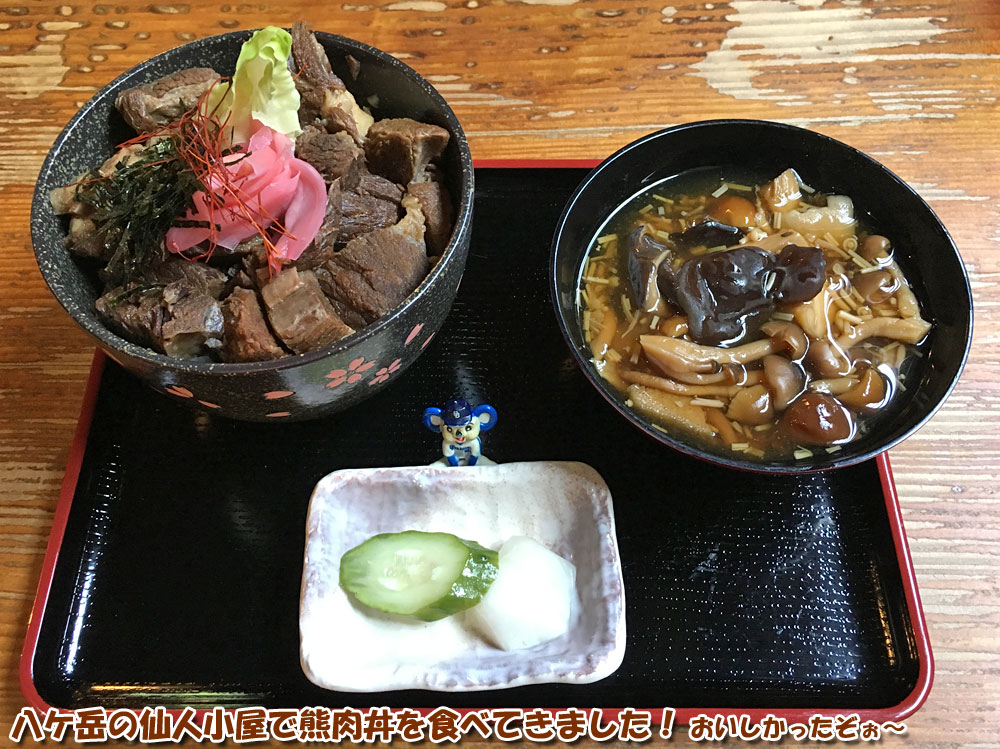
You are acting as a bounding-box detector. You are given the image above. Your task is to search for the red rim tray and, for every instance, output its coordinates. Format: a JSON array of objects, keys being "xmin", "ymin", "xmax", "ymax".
[{"xmin": 20, "ymin": 161, "xmax": 932, "ymax": 724}]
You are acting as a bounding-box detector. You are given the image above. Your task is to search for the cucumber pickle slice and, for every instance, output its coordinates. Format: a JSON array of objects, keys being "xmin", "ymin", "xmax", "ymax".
[{"xmin": 339, "ymin": 531, "xmax": 499, "ymax": 622}]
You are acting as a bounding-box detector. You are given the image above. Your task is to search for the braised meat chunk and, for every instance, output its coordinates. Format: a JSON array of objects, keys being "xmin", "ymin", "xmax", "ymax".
[
  {"xmin": 49, "ymin": 182, "xmax": 81, "ymax": 215},
  {"xmin": 406, "ymin": 181, "xmax": 453, "ymax": 254},
  {"xmin": 261, "ymin": 267, "xmax": 355, "ymax": 353},
  {"xmin": 159, "ymin": 290, "xmax": 224, "ymax": 359},
  {"xmin": 152, "ymin": 261, "xmax": 226, "ymax": 358},
  {"xmin": 96, "ymin": 259, "xmax": 227, "ymax": 357},
  {"xmin": 65, "ymin": 217, "xmax": 105, "ymax": 258},
  {"xmin": 155, "ymin": 258, "xmax": 228, "ymax": 298},
  {"xmin": 321, "ymin": 89, "xmax": 374, "ymax": 144},
  {"xmin": 290, "ymin": 22, "xmax": 373, "ymax": 141},
  {"xmin": 336, "ymin": 161, "xmax": 405, "ymax": 244},
  {"xmin": 96, "ymin": 287, "xmax": 166, "ymax": 351},
  {"xmin": 293, "ymin": 185, "xmax": 342, "ymax": 271},
  {"xmin": 289, "ymin": 20, "xmax": 340, "ymax": 125},
  {"xmin": 115, "ymin": 68, "xmax": 220, "ymax": 133},
  {"xmin": 319, "ymin": 195, "xmax": 429, "ymax": 329},
  {"xmin": 221, "ymin": 287, "xmax": 285, "ymax": 362},
  {"xmin": 364, "ymin": 118, "xmax": 450, "ymax": 185},
  {"xmin": 295, "ymin": 126, "xmax": 362, "ymax": 183}
]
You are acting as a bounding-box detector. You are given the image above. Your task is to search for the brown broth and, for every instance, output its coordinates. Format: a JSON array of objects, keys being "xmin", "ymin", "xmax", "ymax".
[{"xmin": 577, "ymin": 169, "xmax": 931, "ymax": 461}]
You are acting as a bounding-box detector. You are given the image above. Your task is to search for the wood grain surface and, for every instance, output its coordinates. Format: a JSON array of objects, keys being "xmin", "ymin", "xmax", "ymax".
[{"xmin": 1, "ymin": 1, "xmax": 997, "ymax": 746}]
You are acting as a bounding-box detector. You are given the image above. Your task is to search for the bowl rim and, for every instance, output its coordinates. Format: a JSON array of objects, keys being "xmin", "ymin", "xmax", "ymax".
[
  {"xmin": 549, "ymin": 118, "xmax": 974, "ymax": 474},
  {"xmin": 31, "ymin": 28, "xmax": 474, "ymax": 374}
]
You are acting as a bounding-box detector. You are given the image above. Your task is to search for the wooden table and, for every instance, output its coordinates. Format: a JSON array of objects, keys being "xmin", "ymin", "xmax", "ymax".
[{"xmin": 1, "ymin": 1, "xmax": 996, "ymax": 746}]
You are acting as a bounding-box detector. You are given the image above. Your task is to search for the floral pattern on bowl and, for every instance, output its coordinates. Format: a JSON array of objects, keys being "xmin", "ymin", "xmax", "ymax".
[
  {"xmin": 153, "ymin": 311, "xmax": 449, "ymax": 419},
  {"xmin": 326, "ymin": 357, "xmax": 377, "ymax": 389}
]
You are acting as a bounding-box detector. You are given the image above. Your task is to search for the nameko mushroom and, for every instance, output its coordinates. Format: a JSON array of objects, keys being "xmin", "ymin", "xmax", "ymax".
[{"xmin": 639, "ymin": 320, "xmax": 809, "ymax": 385}]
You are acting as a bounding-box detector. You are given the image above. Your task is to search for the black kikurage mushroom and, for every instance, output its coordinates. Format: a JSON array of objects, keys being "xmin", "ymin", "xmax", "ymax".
[{"xmin": 658, "ymin": 245, "xmax": 826, "ymax": 347}]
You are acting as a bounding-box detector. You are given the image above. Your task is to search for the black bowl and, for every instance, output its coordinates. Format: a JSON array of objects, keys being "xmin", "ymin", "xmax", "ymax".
[
  {"xmin": 551, "ymin": 120, "xmax": 973, "ymax": 472},
  {"xmin": 31, "ymin": 30, "xmax": 473, "ymax": 422}
]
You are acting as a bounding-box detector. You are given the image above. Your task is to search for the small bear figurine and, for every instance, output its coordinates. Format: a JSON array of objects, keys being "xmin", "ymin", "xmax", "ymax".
[{"xmin": 423, "ymin": 399, "xmax": 498, "ymax": 466}]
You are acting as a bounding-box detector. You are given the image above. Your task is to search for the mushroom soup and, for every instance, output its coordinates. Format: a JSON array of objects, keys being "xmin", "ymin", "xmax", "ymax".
[{"xmin": 577, "ymin": 168, "xmax": 931, "ymax": 461}]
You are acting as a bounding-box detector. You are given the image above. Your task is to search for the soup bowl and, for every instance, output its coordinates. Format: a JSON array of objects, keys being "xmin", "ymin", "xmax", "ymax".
[
  {"xmin": 31, "ymin": 29, "xmax": 473, "ymax": 422},
  {"xmin": 550, "ymin": 120, "xmax": 972, "ymax": 472}
]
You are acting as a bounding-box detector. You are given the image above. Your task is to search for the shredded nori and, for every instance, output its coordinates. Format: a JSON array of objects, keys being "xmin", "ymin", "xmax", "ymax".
[{"xmin": 74, "ymin": 137, "xmax": 205, "ymax": 286}]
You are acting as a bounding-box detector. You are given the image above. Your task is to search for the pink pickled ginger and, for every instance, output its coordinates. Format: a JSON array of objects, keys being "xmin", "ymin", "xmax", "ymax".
[{"xmin": 165, "ymin": 122, "xmax": 327, "ymax": 265}]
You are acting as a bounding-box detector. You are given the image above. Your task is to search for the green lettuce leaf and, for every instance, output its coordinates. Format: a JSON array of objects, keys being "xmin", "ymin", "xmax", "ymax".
[{"xmin": 207, "ymin": 26, "xmax": 300, "ymax": 145}]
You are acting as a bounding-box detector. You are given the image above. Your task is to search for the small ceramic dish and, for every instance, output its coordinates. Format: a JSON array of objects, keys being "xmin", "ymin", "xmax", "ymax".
[{"xmin": 299, "ymin": 461, "xmax": 625, "ymax": 692}]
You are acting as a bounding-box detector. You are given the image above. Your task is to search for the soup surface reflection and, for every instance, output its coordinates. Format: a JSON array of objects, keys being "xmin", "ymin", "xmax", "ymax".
[{"xmin": 577, "ymin": 168, "xmax": 931, "ymax": 461}]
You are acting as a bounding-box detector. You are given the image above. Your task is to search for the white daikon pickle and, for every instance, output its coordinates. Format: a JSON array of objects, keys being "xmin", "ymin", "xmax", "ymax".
[{"xmin": 464, "ymin": 536, "xmax": 578, "ymax": 651}]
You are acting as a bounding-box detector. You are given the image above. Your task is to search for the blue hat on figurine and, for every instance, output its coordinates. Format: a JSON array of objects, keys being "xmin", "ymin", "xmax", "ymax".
[
  {"xmin": 442, "ymin": 399, "xmax": 473, "ymax": 427},
  {"xmin": 423, "ymin": 398, "xmax": 498, "ymax": 467}
]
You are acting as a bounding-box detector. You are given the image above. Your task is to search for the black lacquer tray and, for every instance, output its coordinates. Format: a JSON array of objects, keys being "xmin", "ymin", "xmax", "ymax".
[{"xmin": 22, "ymin": 165, "xmax": 931, "ymax": 722}]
